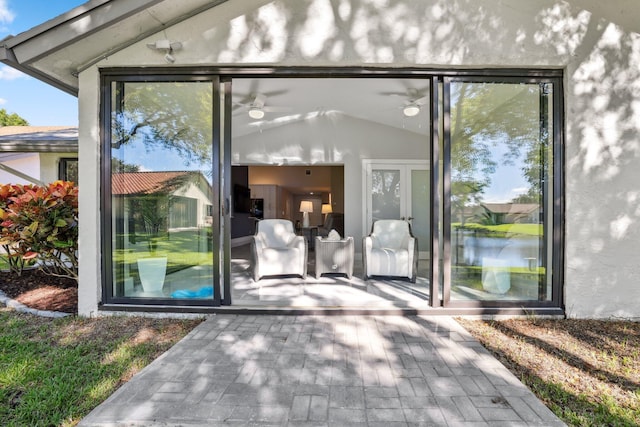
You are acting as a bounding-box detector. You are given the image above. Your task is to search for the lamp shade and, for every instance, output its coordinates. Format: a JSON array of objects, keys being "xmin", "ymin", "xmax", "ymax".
[
  {"xmin": 299, "ymin": 201, "xmax": 313, "ymax": 213},
  {"xmin": 321, "ymin": 204, "xmax": 332, "ymax": 214}
]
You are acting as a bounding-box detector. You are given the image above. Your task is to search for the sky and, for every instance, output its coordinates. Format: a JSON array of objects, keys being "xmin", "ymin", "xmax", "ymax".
[{"xmin": 0, "ymin": 0, "xmax": 85, "ymax": 125}]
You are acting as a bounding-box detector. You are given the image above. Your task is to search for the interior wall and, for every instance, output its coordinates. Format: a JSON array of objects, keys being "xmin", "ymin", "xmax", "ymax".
[
  {"xmin": 248, "ymin": 165, "xmax": 334, "ymax": 189},
  {"xmin": 234, "ymin": 113, "xmax": 428, "ymax": 247}
]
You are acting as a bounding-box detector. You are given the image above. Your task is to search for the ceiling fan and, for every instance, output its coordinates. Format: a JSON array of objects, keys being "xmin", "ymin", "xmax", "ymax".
[
  {"xmin": 233, "ymin": 93, "xmax": 291, "ymax": 120},
  {"xmin": 381, "ymin": 87, "xmax": 429, "ymax": 117}
]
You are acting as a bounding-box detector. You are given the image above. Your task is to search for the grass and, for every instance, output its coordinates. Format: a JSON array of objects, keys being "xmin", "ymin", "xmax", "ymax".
[
  {"xmin": 0, "ymin": 308, "xmax": 202, "ymax": 426},
  {"xmin": 453, "ymin": 222, "xmax": 543, "ymax": 237},
  {"xmin": 458, "ymin": 318, "xmax": 640, "ymax": 426},
  {"xmin": 114, "ymin": 229, "xmax": 213, "ymax": 276}
]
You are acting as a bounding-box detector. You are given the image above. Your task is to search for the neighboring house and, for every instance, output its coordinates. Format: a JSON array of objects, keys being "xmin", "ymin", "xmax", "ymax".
[
  {"xmin": 480, "ymin": 203, "xmax": 540, "ymax": 225},
  {"xmin": 1, "ymin": 0, "xmax": 637, "ymax": 319},
  {"xmin": 111, "ymin": 171, "xmax": 214, "ymax": 232},
  {"xmin": 0, "ymin": 126, "xmax": 78, "ymax": 185}
]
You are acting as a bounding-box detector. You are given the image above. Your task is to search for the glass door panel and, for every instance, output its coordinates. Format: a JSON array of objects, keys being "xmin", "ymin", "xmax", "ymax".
[
  {"xmin": 371, "ymin": 168, "xmax": 401, "ymax": 224},
  {"xmin": 409, "ymin": 168, "xmax": 430, "ymax": 259},
  {"xmin": 447, "ymin": 81, "xmax": 553, "ymax": 302},
  {"xmin": 109, "ymin": 80, "xmax": 217, "ymax": 303}
]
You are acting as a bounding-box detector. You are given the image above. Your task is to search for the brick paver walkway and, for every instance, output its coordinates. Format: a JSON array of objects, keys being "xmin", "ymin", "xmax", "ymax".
[{"xmin": 79, "ymin": 315, "xmax": 565, "ymax": 426}]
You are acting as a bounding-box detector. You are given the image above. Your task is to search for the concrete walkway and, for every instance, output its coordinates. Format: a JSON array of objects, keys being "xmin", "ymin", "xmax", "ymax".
[{"xmin": 79, "ymin": 315, "xmax": 565, "ymax": 426}]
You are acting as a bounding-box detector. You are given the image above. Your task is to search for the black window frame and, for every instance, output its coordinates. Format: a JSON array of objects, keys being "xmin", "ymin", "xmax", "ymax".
[
  {"xmin": 100, "ymin": 70, "xmax": 221, "ymax": 309},
  {"xmin": 97, "ymin": 66, "xmax": 563, "ymax": 315}
]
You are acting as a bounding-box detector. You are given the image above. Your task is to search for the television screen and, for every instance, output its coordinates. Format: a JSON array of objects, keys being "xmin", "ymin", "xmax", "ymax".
[{"xmin": 233, "ymin": 184, "xmax": 251, "ymax": 213}]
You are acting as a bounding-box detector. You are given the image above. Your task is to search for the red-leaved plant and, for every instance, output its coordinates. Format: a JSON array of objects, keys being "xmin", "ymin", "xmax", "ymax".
[{"xmin": 0, "ymin": 181, "xmax": 78, "ymax": 281}]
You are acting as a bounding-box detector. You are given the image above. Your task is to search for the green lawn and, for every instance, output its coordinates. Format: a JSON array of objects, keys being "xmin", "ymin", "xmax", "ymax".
[
  {"xmin": 453, "ymin": 222, "xmax": 543, "ymax": 237},
  {"xmin": 0, "ymin": 309, "xmax": 201, "ymax": 426},
  {"xmin": 114, "ymin": 229, "xmax": 214, "ymax": 276}
]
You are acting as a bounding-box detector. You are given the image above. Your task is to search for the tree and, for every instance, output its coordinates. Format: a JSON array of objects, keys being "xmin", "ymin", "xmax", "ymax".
[
  {"xmin": 112, "ymin": 158, "xmax": 140, "ymax": 173},
  {"xmin": 111, "ymin": 82, "xmax": 213, "ymax": 170},
  {"xmin": 450, "ymin": 82, "xmax": 547, "ymax": 211},
  {"xmin": 0, "ymin": 108, "xmax": 29, "ymax": 126}
]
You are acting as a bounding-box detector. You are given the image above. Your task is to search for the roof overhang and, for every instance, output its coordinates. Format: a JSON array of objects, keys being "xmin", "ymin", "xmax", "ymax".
[
  {"xmin": 0, "ymin": 0, "xmax": 229, "ymax": 96},
  {"xmin": 0, "ymin": 126, "xmax": 78, "ymax": 153}
]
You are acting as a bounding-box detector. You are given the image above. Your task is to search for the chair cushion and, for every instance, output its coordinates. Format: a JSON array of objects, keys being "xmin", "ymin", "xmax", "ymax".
[
  {"xmin": 257, "ymin": 219, "xmax": 295, "ymax": 248},
  {"xmin": 259, "ymin": 247, "xmax": 304, "ymax": 276},
  {"xmin": 372, "ymin": 220, "xmax": 410, "ymax": 249},
  {"xmin": 368, "ymin": 248, "xmax": 410, "ymax": 276}
]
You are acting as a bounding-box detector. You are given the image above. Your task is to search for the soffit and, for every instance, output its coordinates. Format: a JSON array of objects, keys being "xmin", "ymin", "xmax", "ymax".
[
  {"xmin": 0, "ymin": 126, "xmax": 78, "ymax": 152},
  {"xmin": 0, "ymin": 0, "xmax": 229, "ymax": 95}
]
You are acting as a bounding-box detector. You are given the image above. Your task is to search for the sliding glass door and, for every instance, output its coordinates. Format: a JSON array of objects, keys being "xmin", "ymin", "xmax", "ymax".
[
  {"xmin": 443, "ymin": 78, "xmax": 558, "ymax": 305},
  {"xmin": 103, "ymin": 74, "xmax": 221, "ymax": 306}
]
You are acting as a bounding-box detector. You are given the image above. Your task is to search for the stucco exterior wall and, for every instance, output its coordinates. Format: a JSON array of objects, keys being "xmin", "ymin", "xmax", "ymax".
[
  {"xmin": 77, "ymin": 0, "xmax": 640, "ymax": 318},
  {"xmin": 39, "ymin": 152, "xmax": 76, "ymax": 184},
  {"xmin": 0, "ymin": 154, "xmax": 39, "ymax": 185}
]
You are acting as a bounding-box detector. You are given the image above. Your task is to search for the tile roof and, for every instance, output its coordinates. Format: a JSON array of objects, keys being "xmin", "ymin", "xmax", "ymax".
[{"xmin": 112, "ymin": 171, "xmax": 194, "ymax": 196}]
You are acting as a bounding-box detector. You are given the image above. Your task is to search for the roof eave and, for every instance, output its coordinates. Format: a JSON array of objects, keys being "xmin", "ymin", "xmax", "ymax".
[
  {"xmin": 0, "ymin": 0, "xmax": 166, "ymax": 96},
  {"xmin": 0, "ymin": 141, "xmax": 78, "ymax": 153},
  {"xmin": 0, "ymin": 46, "xmax": 78, "ymax": 96}
]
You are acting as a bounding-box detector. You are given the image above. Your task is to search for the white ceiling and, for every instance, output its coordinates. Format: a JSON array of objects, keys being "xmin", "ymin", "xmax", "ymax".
[{"xmin": 231, "ymin": 77, "xmax": 432, "ymax": 138}]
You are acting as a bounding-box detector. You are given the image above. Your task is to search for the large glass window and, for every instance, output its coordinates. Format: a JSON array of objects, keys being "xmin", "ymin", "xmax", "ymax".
[
  {"xmin": 100, "ymin": 70, "xmax": 561, "ymax": 312},
  {"xmin": 108, "ymin": 80, "xmax": 216, "ymax": 301},
  {"xmin": 447, "ymin": 80, "xmax": 554, "ymax": 302}
]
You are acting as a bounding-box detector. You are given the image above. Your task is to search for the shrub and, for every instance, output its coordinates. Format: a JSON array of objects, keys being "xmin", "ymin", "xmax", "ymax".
[
  {"xmin": 0, "ymin": 184, "xmax": 27, "ymax": 275},
  {"xmin": 0, "ymin": 181, "xmax": 78, "ymax": 281}
]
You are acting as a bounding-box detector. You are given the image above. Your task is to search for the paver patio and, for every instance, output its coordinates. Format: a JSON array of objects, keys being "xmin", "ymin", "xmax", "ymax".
[{"xmin": 79, "ymin": 315, "xmax": 565, "ymax": 426}]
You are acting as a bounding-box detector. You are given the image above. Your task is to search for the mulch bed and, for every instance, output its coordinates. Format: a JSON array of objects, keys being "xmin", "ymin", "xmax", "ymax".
[{"xmin": 0, "ymin": 269, "xmax": 77, "ymax": 314}]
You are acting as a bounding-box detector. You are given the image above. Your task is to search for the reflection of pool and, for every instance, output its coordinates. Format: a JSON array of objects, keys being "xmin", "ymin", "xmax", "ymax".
[{"xmin": 460, "ymin": 234, "xmax": 541, "ymax": 269}]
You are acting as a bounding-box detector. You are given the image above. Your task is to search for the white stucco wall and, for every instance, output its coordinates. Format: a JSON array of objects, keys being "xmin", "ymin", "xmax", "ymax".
[
  {"xmin": 39, "ymin": 152, "xmax": 76, "ymax": 184},
  {"xmin": 77, "ymin": 0, "xmax": 640, "ymax": 318},
  {"xmin": 0, "ymin": 154, "xmax": 39, "ymax": 185}
]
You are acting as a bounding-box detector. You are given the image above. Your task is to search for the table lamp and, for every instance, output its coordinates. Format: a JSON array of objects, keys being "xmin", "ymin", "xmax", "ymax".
[{"xmin": 299, "ymin": 200, "xmax": 313, "ymax": 228}]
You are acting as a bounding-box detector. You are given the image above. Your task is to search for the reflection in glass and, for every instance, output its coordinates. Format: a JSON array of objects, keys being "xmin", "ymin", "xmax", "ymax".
[
  {"xmin": 449, "ymin": 82, "xmax": 552, "ymax": 301},
  {"xmin": 372, "ymin": 169, "xmax": 401, "ymax": 222},
  {"xmin": 410, "ymin": 169, "xmax": 430, "ymax": 257},
  {"xmin": 110, "ymin": 81, "xmax": 214, "ymax": 300}
]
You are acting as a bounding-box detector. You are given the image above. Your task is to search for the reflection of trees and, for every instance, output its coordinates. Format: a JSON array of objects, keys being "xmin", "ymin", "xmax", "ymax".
[
  {"xmin": 112, "ymin": 158, "xmax": 140, "ymax": 173},
  {"xmin": 371, "ymin": 170, "xmax": 400, "ymax": 218},
  {"xmin": 451, "ymin": 82, "xmax": 548, "ymax": 216},
  {"xmin": 111, "ymin": 82, "xmax": 213, "ymax": 169}
]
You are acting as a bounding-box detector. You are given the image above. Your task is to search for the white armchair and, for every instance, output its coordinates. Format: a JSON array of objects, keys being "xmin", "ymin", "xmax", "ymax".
[
  {"xmin": 251, "ymin": 219, "xmax": 307, "ymax": 281},
  {"xmin": 363, "ymin": 219, "xmax": 418, "ymax": 283}
]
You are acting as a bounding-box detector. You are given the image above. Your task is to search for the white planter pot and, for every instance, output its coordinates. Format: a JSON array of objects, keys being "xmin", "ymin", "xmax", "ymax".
[
  {"xmin": 137, "ymin": 257, "xmax": 167, "ymax": 293},
  {"xmin": 481, "ymin": 257, "xmax": 511, "ymax": 294}
]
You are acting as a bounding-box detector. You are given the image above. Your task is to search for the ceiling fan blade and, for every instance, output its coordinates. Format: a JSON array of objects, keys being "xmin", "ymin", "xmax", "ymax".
[
  {"xmin": 253, "ymin": 93, "xmax": 266, "ymax": 108},
  {"xmin": 378, "ymin": 91, "xmax": 407, "ymax": 97},
  {"xmin": 263, "ymin": 106, "xmax": 292, "ymax": 112},
  {"xmin": 414, "ymin": 95, "xmax": 429, "ymax": 106}
]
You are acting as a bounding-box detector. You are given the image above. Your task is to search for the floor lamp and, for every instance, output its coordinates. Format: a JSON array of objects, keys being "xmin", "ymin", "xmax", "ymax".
[
  {"xmin": 299, "ymin": 201, "xmax": 313, "ymax": 228},
  {"xmin": 321, "ymin": 203, "xmax": 332, "ymax": 222}
]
